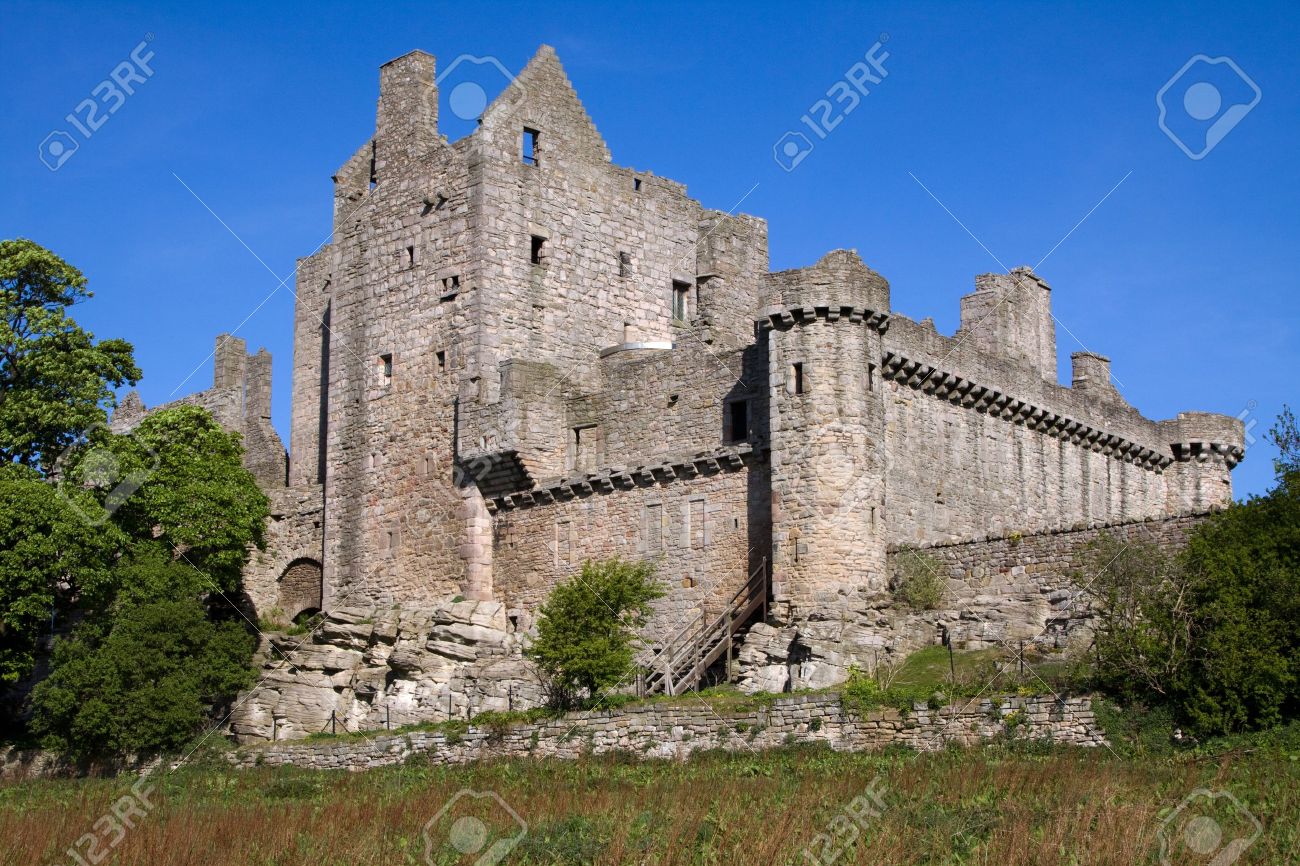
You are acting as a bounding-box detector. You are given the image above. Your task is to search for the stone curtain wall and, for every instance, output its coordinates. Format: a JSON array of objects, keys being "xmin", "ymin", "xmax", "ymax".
[
  {"xmin": 226, "ymin": 693, "xmax": 1106, "ymax": 772},
  {"xmin": 901, "ymin": 514, "xmax": 1206, "ymax": 650}
]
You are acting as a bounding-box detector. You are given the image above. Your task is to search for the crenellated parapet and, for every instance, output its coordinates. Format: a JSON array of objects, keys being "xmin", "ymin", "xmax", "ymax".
[{"xmin": 880, "ymin": 351, "xmax": 1174, "ymax": 471}]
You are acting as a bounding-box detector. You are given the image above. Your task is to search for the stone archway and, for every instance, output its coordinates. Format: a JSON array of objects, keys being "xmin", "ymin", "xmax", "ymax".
[{"xmin": 278, "ymin": 558, "xmax": 323, "ymax": 621}]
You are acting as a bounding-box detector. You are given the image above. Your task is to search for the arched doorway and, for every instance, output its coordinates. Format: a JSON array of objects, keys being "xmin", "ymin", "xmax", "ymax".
[{"xmin": 278, "ymin": 558, "xmax": 323, "ymax": 622}]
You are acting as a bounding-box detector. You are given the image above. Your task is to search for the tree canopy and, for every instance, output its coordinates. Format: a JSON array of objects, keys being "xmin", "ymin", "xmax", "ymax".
[{"xmin": 0, "ymin": 239, "xmax": 140, "ymax": 469}]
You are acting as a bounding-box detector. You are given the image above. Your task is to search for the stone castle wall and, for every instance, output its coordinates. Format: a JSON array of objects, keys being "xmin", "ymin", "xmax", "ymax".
[{"xmin": 146, "ymin": 46, "xmax": 1245, "ymax": 689}]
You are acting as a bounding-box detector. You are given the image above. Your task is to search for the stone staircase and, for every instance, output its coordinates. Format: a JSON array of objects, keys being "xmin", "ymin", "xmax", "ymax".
[{"xmin": 642, "ymin": 558, "xmax": 769, "ymax": 696}]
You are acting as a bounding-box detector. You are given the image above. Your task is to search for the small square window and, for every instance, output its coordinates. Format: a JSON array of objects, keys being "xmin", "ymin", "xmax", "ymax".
[{"xmin": 522, "ymin": 128, "xmax": 539, "ymax": 166}]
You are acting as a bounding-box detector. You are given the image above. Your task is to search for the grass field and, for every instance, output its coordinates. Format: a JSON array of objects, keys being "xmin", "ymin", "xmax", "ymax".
[{"xmin": 3, "ymin": 721, "xmax": 1297, "ymax": 866}]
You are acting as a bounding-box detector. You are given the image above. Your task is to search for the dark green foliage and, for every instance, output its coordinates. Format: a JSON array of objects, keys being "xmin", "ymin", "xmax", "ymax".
[
  {"xmin": 1179, "ymin": 477, "xmax": 1300, "ymax": 735},
  {"xmin": 525, "ymin": 557, "xmax": 665, "ymax": 705},
  {"xmin": 29, "ymin": 597, "xmax": 256, "ymax": 759},
  {"xmin": 0, "ymin": 464, "xmax": 118, "ymax": 684},
  {"xmin": 891, "ymin": 549, "xmax": 947, "ymax": 610},
  {"xmin": 1082, "ymin": 408, "xmax": 1300, "ymax": 736},
  {"xmin": 59, "ymin": 404, "xmax": 269, "ymax": 593},
  {"xmin": 0, "ymin": 238, "xmax": 140, "ymax": 469}
]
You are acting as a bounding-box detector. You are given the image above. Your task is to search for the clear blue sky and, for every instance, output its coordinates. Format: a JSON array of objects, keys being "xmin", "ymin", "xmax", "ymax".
[{"xmin": 3, "ymin": 0, "xmax": 1296, "ymax": 499}]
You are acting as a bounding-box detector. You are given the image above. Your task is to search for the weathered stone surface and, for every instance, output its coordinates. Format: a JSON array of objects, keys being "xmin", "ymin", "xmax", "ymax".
[
  {"xmin": 228, "ymin": 600, "xmax": 539, "ymax": 743},
  {"xmin": 224, "ymin": 693, "xmax": 1107, "ymax": 772},
  {"xmin": 134, "ymin": 46, "xmax": 1243, "ymax": 717}
]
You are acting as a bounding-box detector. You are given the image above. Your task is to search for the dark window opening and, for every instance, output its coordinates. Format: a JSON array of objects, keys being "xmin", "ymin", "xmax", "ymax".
[
  {"xmin": 436, "ymin": 350, "xmax": 446, "ymax": 371},
  {"xmin": 530, "ymin": 235, "xmax": 546, "ymax": 265},
  {"xmin": 633, "ymin": 177, "xmax": 642, "ymax": 192},
  {"xmin": 618, "ymin": 250, "xmax": 632, "ymax": 278},
  {"xmin": 406, "ymin": 245, "xmax": 415, "ymax": 267},
  {"xmin": 522, "ymin": 127, "xmax": 539, "ymax": 166},
  {"xmin": 672, "ymin": 280, "xmax": 690, "ymax": 321},
  {"xmin": 726, "ymin": 400, "xmax": 749, "ymax": 443},
  {"xmin": 868, "ymin": 362, "xmax": 877, "ymax": 392},
  {"xmin": 379, "ymin": 353, "xmax": 393, "ymax": 383},
  {"xmin": 792, "ymin": 362, "xmax": 805, "ymax": 395}
]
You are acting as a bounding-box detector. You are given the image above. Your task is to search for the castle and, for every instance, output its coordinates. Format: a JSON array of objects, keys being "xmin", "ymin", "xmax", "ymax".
[{"xmin": 117, "ymin": 47, "xmax": 1244, "ymax": 720}]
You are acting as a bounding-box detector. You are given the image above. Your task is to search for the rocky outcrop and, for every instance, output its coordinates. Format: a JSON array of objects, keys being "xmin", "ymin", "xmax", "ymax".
[{"xmin": 227, "ymin": 600, "xmax": 544, "ymax": 743}]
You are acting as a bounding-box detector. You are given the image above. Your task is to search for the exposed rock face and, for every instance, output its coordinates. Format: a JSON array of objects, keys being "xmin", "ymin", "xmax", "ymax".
[{"xmin": 227, "ymin": 600, "xmax": 543, "ymax": 743}]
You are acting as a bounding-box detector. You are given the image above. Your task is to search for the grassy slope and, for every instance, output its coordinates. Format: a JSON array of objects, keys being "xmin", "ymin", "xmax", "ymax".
[{"xmin": 3, "ymin": 726, "xmax": 1297, "ymax": 866}]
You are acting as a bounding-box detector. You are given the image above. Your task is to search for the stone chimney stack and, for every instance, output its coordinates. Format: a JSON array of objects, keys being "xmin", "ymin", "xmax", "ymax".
[
  {"xmin": 374, "ymin": 50, "xmax": 438, "ymax": 176},
  {"xmin": 1071, "ymin": 352, "xmax": 1115, "ymax": 394}
]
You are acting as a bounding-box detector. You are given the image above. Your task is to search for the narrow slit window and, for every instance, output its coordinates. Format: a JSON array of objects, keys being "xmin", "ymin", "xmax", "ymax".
[
  {"xmin": 379, "ymin": 353, "xmax": 393, "ymax": 383},
  {"xmin": 867, "ymin": 362, "xmax": 877, "ymax": 392},
  {"xmin": 530, "ymin": 235, "xmax": 546, "ymax": 265},
  {"xmin": 522, "ymin": 127, "xmax": 539, "ymax": 166},
  {"xmin": 406, "ymin": 245, "xmax": 415, "ymax": 267},
  {"xmin": 792, "ymin": 362, "xmax": 805, "ymax": 395},
  {"xmin": 672, "ymin": 280, "xmax": 690, "ymax": 321},
  {"xmin": 436, "ymin": 350, "xmax": 446, "ymax": 371},
  {"xmin": 633, "ymin": 177, "xmax": 642, "ymax": 192},
  {"xmin": 726, "ymin": 400, "xmax": 749, "ymax": 443}
]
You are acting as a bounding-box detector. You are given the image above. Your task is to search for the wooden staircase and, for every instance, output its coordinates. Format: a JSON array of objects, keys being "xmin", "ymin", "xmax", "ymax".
[{"xmin": 642, "ymin": 558, "xmax": 769, "ymax": 697}]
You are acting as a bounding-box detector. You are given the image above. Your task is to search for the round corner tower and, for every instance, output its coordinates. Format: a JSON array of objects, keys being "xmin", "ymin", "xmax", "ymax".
[{"xmin": 761, "ymin": 250, "xmax": 892, "ymax": 619}]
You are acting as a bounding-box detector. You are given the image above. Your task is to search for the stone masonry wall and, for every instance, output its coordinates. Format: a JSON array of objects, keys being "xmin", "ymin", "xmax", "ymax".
[{"xmin": 225, "ymin": 693, "xmax": 1106, "ymax": 771}]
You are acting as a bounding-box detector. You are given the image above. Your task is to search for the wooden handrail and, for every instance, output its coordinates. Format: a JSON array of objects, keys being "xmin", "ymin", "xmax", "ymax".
[{"xmin": 644, "ymin": 557, "xmax": 768, "ymax": 695}]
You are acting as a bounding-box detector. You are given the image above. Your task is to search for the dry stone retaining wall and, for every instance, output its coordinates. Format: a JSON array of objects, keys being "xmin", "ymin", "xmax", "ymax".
[{"xmin": 226, "ymin": 692, "xmax": 1106, "ymax": 772}]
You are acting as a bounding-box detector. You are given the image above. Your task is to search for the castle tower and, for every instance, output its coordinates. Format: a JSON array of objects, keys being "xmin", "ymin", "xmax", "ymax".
[{"xmin": 762, "ymin": 251, "xmax": 892, "ymax": 615}]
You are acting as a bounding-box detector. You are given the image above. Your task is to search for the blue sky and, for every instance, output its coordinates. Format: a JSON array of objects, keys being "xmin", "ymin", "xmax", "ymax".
[{"xmin": 3, "ymin": 0, "xmax": 1296, "ymax": 499}]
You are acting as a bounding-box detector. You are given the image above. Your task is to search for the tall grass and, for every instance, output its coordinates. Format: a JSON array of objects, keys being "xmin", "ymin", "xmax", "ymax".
[{"xmin": 2, "ymin": 733, "xmax": 1296, "ymax": 865}]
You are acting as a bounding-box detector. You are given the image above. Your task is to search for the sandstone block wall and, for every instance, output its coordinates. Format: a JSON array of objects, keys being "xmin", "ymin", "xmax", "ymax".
[{"xmin": 226, "ymin": 692, "xmax": 1107, "ymax": 771}]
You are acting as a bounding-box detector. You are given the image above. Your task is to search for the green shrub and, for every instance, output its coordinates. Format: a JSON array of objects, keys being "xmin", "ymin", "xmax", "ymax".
[
  {"xmin": 525, "ymin": 557, "xmax": 664, "ymax": 707},
  {"xmin": 891, "ymin": 550, "xmax": 948, "ymax": 610}
]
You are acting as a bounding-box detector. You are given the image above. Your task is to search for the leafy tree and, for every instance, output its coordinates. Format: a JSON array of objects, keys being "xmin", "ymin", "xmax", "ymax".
[
  {"xmin": 1078, "ymin": 534, "xmax": 1194, "ymax": 702},
  {"xmin": 525, "ymin": 558, "xmax": 664, "ymax": 706},
  {"xmin": 1269, "ymin": 403, "xmax": 1299, "ymax": 484},
  {"xmin": 0, "ymin": 239, "xmax": 139, "ymax": 469},
  {"xmin": 1180, "ymin": 477, "xmax": 1300, "ymax": 735},
  {"xmin": 29, "ymin": 596, "xmax": 256, "ymax": 759},
  {"xmin": 0, "ymin": 464, "xmax": 119, "ymax": 684},
  {"xmin": 63, "ymin": 404, "xmax": 270, "ymax": 592}
]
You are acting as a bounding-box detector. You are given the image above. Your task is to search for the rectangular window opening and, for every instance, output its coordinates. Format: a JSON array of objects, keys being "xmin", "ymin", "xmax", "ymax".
[
  {"xmin": 672, "ymin": 280, "xmax": 690, "ymax": 321},
  {"xmin": 379, "ymin": 353, "xmax": 393, "ymax": 382},
  {"xmin": 726, "ymin": 400, "xmax": 749, "ymax": 443},
  {"xmin": 522, "ymin": 128, "xmax": 539, "ymax": 166},
  {"xmin": 792, "ymin": 362, "xmax": 805, "ymax": 395},
  {"xmin": 530, "ymin": 235, "xmax": 546, "ymax": 265},
  {"xmin": 633, "ymin": 177, "xmax": 642, "ymax": 192},
  {"xmin": 436, "ymin": 350, "xmax": 446, "ymax": 371},
  {"xmin": 868, "ymin": 362, "xmax": 877, "ymax": 392},
  {"xmin": 406, "ymin": 245, "xmax": 415, "ymax": 267}
]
